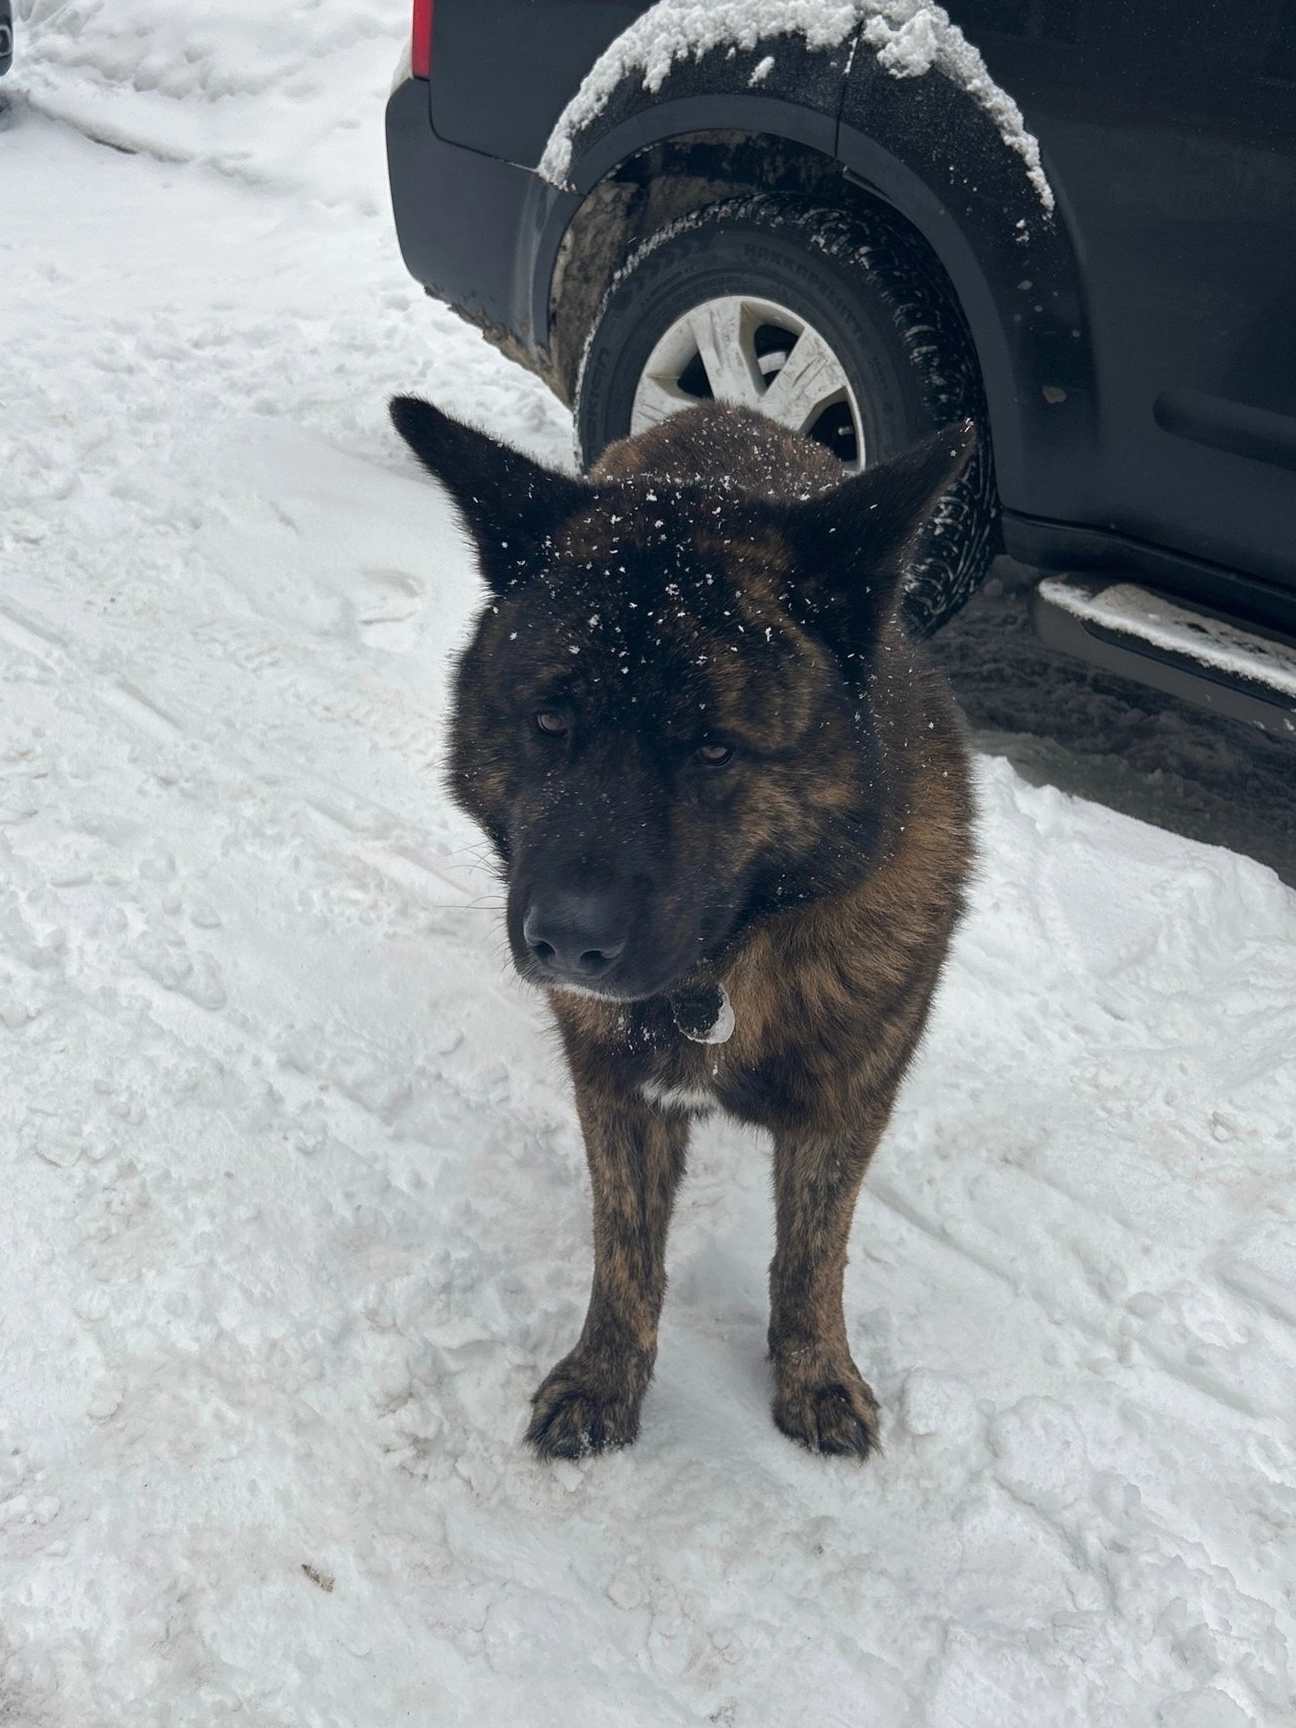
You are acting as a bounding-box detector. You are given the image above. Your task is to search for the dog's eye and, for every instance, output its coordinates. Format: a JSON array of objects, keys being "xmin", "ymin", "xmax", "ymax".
[
  {"xmin": 696, "ymin": 743, "xmax": 734, "ymax": 767},
  {"xmin": 534, "ymin": 711, "xmax": 568, "ymax": 738}
]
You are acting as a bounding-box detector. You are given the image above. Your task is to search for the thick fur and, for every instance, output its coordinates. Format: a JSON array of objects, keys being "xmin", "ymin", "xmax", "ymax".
[{"xmin": 390, "ymin": 396, "xmax": 976, "ymax": 1460}]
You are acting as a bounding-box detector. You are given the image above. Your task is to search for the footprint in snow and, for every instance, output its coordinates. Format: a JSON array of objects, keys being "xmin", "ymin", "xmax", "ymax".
[{"xmin": 356, "ymin": 567, "xmax": 423, "ymax": 652}]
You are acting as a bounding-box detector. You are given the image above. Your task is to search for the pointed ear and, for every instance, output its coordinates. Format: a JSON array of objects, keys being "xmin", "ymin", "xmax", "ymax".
[
  {"xmin": 781, "ymin": 419, "xmax": 977, "ymax": 644},
  {"xmin": 389, "ymin": 395, "xmax": 588, "ymax": 594}
]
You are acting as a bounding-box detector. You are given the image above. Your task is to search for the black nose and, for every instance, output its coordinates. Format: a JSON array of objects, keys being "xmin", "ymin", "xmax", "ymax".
[{"xmin": 523, "ymin": 890, "xmax": 628, "ymax": 980}]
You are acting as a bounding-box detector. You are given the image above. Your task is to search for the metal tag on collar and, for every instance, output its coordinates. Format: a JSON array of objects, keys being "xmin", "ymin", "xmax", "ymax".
[{"xmin": 669, "ymin": 981, "xmax": 734, "ymax": 1045}]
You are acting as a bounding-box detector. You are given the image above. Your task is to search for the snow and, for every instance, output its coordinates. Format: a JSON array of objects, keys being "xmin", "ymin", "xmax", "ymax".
[
  {"xmin": 11, "ymin": 0, "xmax": 413, "ymax": 214},
  {"xmin": 536, "ymin": 0, "xmax": 1056, "ymax": 213},
  {"xmin": 3, "ymin": 7, "xmax": 1295, "ymax": 1724}
]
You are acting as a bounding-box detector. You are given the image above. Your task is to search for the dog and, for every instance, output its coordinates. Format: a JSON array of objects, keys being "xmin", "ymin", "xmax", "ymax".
[{"xmin": 390, "ymin": 394, "xmax": 976, "ymax": 1460}]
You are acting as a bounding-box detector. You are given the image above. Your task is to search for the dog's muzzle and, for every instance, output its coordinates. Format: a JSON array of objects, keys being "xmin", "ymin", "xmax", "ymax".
[{"xmin": 521, "ymin": 887, "xmax": 629, "ymax": 983}]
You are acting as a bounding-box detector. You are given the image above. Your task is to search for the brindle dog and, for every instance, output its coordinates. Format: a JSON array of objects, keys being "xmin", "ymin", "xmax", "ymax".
[{"xmin": 391, "ymin": 395, "xmax": 975, "ymax": 1460}]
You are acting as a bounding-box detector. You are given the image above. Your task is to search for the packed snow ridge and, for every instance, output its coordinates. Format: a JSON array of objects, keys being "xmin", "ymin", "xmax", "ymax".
[{"xmin": 538, "ymin": 0, "xmax": 1056, "ymax": 214}]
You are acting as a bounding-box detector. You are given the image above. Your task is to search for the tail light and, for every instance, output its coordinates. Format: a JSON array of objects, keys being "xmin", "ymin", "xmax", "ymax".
[{"xmin": 411, "ymin": 0, "xmax": 433, "ymax": 79}]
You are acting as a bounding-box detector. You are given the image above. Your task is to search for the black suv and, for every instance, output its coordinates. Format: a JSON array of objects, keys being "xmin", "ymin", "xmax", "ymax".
[{"xmin": 387, "ymin": 2, "xmax": 1296, "ymax": 734}]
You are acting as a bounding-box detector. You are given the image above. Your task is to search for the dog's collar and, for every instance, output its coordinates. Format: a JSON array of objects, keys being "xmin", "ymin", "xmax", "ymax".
[{"xmin": 668, "ymin": 981, "xmax": 734, "ymax": 1045}]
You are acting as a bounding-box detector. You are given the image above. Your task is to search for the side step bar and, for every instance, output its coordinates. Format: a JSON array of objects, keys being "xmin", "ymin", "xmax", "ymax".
[{"xmin": 1030, "ymin": 576, "xmax": 1296, "ymax": 739}]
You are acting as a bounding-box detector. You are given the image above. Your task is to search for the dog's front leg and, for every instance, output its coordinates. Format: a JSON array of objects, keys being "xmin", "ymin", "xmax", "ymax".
[
  {"xmin": 526, "ymin": 1080, "xmax": 688, "ymax": 1459},
  {"xmin": 767, "ymin": 1124, "xmax": 885, "ymax": 1459}
]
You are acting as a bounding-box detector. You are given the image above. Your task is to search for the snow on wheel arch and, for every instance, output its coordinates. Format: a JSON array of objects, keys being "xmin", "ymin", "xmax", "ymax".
[{"xmin": 536, "ymin": 0, "xmax": 1056, "ymax": 215}]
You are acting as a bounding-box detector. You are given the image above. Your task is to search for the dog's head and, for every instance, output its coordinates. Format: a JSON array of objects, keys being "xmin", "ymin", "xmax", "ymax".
[{"xmin": 392, "ymin": 397, "xmax": 972, "ymax": 1003}]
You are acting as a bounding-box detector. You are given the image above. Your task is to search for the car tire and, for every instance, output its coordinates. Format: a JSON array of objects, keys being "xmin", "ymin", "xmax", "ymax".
[{"xmin": 574, "ymin": 195, "xmax": 998, "ymax": 638}]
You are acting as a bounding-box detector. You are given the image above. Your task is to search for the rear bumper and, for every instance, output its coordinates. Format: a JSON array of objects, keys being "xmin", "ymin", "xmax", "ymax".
[{"xmin": 386, "ymin": 76, "xmax": 573, "ymax": 361}]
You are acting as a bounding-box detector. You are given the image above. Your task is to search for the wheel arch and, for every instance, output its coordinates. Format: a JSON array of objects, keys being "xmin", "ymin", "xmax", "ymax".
[
  {"xmin": 534, "ymin": 80, "xmax": 1097, "ymax": 520},
  {"xmin": 537, "ymin": 99, "xmax": 847, "ymax": 406}
]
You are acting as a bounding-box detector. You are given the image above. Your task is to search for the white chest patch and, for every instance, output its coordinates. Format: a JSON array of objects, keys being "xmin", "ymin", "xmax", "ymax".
[{"xmin": 640, "ymin": 1078, "xmax": 717, "ymax": 1114}]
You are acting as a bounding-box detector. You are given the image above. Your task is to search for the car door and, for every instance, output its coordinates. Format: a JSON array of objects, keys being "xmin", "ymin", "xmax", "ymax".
[{"xmin": 944, "ymin": 0, "xmax": 1296, "ymax": 594}]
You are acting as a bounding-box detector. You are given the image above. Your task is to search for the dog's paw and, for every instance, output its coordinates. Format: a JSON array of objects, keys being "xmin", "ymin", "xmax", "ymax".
[
  {"xmin": 525, "ymin": 1354, "xmax": 645, "ymax": 1460},
  {"xmin": 772, "ymin": 1360, "xmax": 881, "ymax": 1460}
]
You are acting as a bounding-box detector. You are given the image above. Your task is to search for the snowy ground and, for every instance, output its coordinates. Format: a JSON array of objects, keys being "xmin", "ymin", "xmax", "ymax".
[{"xmin": 3, "ymin": 9, "xmax": 1295, "ymax": 1725}]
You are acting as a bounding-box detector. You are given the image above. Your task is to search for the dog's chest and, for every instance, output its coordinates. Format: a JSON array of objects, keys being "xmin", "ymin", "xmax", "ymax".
[
  {"xmin": 625, "ymin": 1013, "xmax": 726, "ymax": 1116},
  {"xmin": 639, "ymin": 1072, "xmax": 720, "ymax": 1115},
  {"xmin": 596, "ymin": 991, "xmax": 790, "ymax": 1125}
]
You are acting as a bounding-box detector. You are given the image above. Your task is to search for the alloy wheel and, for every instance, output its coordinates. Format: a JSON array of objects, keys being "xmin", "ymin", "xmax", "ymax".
[{"xmin": 629, "ymin": 294, "xmax": 866, "ymax": 469}]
